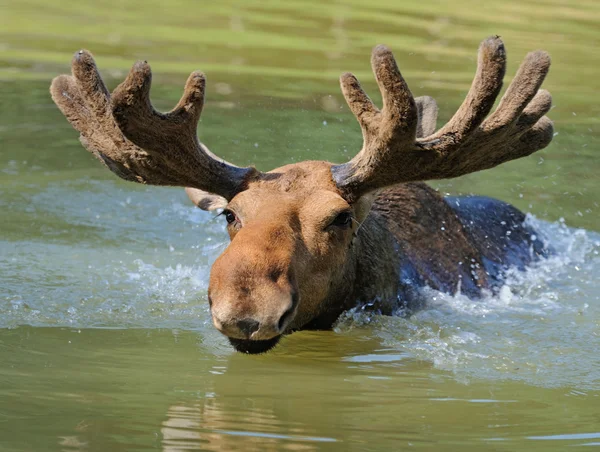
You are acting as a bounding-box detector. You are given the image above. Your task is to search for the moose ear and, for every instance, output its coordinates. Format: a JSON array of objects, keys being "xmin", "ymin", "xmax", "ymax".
[
  {"xmin": 354, "ymin": 192, "xmax": 375, "ymax": 223},
  {"xmin": 185, "ymin": 187, "xmax": 228, "ymax": 211},
  {"xmin": 415, "ymin": 96, "xmax": 438, "ymax": 138}
]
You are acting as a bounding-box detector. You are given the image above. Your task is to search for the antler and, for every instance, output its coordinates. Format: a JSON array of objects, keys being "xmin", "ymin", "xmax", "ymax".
[
  {"xmin": 50, "ymin": 51, "xmax": 258, "ymax": 200},
  {"xmin": 332, "ymin": 36, "xmax": 554, "ymax": 202}
]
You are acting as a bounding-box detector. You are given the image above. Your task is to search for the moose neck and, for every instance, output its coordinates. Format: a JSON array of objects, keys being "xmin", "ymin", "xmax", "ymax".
[
  {"xmin": 303, "ymin": 181, "xmax": 496, "ymax": 330},
  {"xmin": 352, "ymin": 210, "xmax": 408, "ymax": 312},
  {"xmin": 302, "ymin": 202, "xmax": 406, "ymax": 330}
]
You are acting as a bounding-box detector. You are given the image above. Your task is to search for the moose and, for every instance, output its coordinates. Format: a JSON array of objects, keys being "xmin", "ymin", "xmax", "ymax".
[{"xmin": 51, "ymin": 37, "xmax": 553, "ymax": 353}]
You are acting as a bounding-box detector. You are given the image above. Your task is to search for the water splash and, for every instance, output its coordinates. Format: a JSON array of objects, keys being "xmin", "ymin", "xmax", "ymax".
[{"xmin": 336, "ymin": 216, "xmax": 600, "ymax": 390}]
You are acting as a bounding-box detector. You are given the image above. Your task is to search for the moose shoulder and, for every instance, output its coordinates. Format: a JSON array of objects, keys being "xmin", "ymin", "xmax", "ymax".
[{"xmin": 51, "ymin": 37, "xmax": 553, "ymax": 354}]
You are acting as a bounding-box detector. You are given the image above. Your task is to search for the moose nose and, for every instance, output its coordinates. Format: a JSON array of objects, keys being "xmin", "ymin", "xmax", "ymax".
[
  {"xmin": 211, "ymin": 296, "xmax": 297, "ymax": 340},
  {"xmin": 236, "ymin": 319, "xmax": 260, "ymax": 337}
]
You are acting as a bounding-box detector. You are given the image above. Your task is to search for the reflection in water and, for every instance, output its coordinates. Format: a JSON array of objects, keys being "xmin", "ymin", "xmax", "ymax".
[
  {"xmin": 58, "ymin": 420, "xmax": 90, "ymax": 451},
  {"xmin": 58, "ymin": 436, "xmax": 87, "ymax": 451},
  {"xmin": 162, "ymin": 405, "xmax": 206, "ymax": 452},
  {"xmin": 0, "ymin": 326, "xmax": 598, "ymax": 451},
  {"xmin": 161, "ymin": 401, "xmax": 336, "ymax": 451}
]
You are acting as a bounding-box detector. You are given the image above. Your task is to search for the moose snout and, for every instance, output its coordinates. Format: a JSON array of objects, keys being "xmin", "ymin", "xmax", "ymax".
[
  {"xmin": 210, "ymin": 294, "xmax": 297, "ymax": 341},
  {"xmin": 207, "ymin": 222, "xmax": 300, "ymax": 344}
]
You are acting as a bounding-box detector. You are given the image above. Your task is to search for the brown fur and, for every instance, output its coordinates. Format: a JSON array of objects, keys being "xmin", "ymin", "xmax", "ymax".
[
  {"xmin": 372, "ymin": 184, "xmax": 488, "ymax": 294},
  {"xmin": 49, "ymin": 37, "xmax": 554, "ymax": 352}
]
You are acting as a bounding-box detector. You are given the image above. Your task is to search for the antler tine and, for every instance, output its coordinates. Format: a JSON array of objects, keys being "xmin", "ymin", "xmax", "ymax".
[
  {"xmin": 371, "ymin": 45, "xmax": 419, "ymax": 139},
  {"xmin": 51, "ymin": 51, "xmax": 258, "ymax": 200},
  {"xmin": 70, "ymin": 50, "xmax": 111, "ymax": 112},
  {"xmin": 514, "ymin": 89, "xmax": 552, "ymax": 131},
  {"xmin": 333, "ymin": 45, "xmax": 421, "ymax": 199},
  {"xmin": 479, "ymin": 50, "xmax": 551, "ymax": 132},
  {"xmin": 425, "ymin": 37, "xmax": 506, "ymax": 147},
  {"xmin": 51, "ymin": 51, "xmax": 145, "ymax": 181},
  {"xmin": 339, "ymin": 72, "xmax": 379, "ymax": 130},
  {"xmin": 516, "ymin": 116, "xmax": 554, "ymax": 157},
  {"xmin": 425, "ymin": 49, "xmax": 552, "ymax": 178},
  {"xmin": 110, "ymin": 62, "xmax": 206, "ymax": 150},
  {"xmin": 332, "ymin": 37, "xmax": 554, "ymax": 202},
  {"xmin": 51, "ymin": 73, "xmax": 90, "ymax": 135}
]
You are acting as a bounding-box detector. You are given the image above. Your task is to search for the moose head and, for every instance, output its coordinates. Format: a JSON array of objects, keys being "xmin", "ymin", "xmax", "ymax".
[{"xmin": 51, "ymin": 37, "xmax": 552, "ymax": 353}]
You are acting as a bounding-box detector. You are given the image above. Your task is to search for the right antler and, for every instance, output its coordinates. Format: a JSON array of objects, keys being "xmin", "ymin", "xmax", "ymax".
[
  {"xmin": 50, "ymin": 51, "xmax": 258, "ymax": 200},
  {"xmin": 332, "ymin": 36, "xmax": 554, "ymax": 202}
]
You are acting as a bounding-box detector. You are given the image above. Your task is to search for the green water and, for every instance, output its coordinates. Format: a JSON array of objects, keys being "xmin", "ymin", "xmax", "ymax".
[{"xmin": 1, "ymin": 0, "xmax": 599, "ymax": 450}]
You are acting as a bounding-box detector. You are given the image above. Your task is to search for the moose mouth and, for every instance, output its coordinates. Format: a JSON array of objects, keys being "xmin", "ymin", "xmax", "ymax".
[{"xmin": 228, "ymin": 335, "xmax": 282, "ymax": 354}]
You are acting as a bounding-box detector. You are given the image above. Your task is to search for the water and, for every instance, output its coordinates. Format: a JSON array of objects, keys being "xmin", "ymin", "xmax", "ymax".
[{"xmin": 1, "ymin": 0, "xmax": 599, "ymax": 450}]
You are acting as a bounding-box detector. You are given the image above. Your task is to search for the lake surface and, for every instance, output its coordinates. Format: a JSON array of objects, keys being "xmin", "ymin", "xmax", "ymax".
[{"xmin": 1, "ymin": 0, "xmax": 599, "ymax": 450}]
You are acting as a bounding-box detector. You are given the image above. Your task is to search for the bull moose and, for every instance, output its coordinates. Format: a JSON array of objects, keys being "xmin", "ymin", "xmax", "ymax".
[{"xmin": 50, "ymin": 36, "xmax": 553, "ymax": 353}]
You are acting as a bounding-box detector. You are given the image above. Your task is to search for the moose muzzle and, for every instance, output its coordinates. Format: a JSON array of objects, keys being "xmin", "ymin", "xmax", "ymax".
[{"xmin": 207, "ymin": 223, "xmax": 299, "ymax": 353}]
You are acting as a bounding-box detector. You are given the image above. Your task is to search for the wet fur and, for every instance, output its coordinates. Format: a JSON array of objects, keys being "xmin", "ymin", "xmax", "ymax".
[{"xmin": 305, "ymin": 182, "xmax": 547, "ymax": 329}]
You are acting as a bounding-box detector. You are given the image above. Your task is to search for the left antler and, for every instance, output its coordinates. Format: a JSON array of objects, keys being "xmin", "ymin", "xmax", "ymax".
[
  {"xmin": 331, "ymin": 36, "xmax": 553, "ymax": 202},
  {"xmin": 50, "ymin": 51, "xmax": 259, "ymax": 200}
]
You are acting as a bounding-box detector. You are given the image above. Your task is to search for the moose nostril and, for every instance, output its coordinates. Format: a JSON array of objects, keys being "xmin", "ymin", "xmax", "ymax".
[
  {"xmin": 236, "ymin": 318, "xmax": 260, "ymax": 337},
  {"xmin": 278, "ymin": 305, "xmax": 295, "ymax": 332},
  {"xmin": 278, "ymin": 292, "xmax": 298, "ymax": 332}
]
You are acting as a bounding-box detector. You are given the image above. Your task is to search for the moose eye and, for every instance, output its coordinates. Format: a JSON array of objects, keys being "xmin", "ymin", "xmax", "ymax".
[
  {"xmin": 223, "ymin": 209, "xmax": 237, "ymax": 225},
  {"xmin": 330, "ymin": 211, "xmax": 353, "ymax": 229}
]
